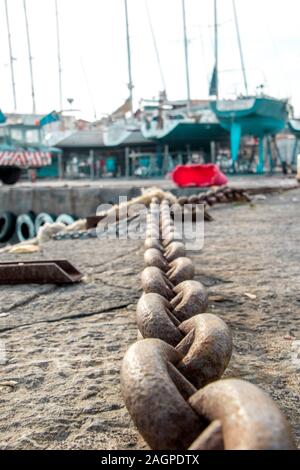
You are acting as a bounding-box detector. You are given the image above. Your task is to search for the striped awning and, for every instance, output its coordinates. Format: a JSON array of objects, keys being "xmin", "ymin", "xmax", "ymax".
[{"xmin": 0, "ymin": 151, "xmax": 52, "ymax": 168}]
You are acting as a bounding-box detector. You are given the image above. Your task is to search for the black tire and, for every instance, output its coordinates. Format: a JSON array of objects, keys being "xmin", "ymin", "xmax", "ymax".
[
  {"xmin": 0, "ymin": 167, "xmax": 21, "ymax": 185},
  {"xmin": 56, "ymin": 214, "xmax": 75, "ymax": 226},
  {"xmin": 16, "ymin": 213, "xmax": 36, "ymax": 242},
  {"xmin": 0, "ymin": 211, "xmax": 16, "ymax": 242},
  {"xmin": 35, "ymin": 213, "xmax": 55, "ymax": 233}
]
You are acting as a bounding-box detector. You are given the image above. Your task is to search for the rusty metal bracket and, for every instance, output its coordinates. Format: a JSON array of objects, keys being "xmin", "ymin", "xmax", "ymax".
[{"xmin": 0, "ymin": 260, "xmax": 83, "ymax": 285}]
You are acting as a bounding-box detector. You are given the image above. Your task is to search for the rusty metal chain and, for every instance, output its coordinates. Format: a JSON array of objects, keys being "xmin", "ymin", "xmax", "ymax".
[
  {"xmin": 140, "ymin": 198, "xmax": 232, "ymax": 381},
  {"xmin": 121, "ymin": 197, "xmax": 296, "ymax": 450},
  {"xmin": 177, "ymin": 187, "xmax": 252, "ymax": 208},
  {"xmin": 53, "ymin": 187, "xmax": 249, "ymax": 240}
]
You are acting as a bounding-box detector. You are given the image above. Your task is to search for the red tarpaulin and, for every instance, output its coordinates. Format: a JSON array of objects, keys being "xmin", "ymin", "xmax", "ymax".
[{"xmin": 172, "ymin": 164, "xmax": 228, "ymax": 188}]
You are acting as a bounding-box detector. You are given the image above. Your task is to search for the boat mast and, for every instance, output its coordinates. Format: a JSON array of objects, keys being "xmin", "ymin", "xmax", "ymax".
[
  {"xmin": 214, "ymin": 0, "xmax": 219, "ymax": 99},
  {"xmin": 232, "ymin": 0, "xmax": 249, "ymax": 96},
  {"xmin": 4, "ymin": 0, "xmax": 17, "ymax": 110},
  {"xmin": 182, "ymin": 0, "xmax": 191, "ymax": 113},
  {"xmin": 23, "ymin": 0, "xmax": 36, "ymax": 113},
  {"xmin": 124, "ymin": 0, "xmax": 134, "ymax": 114},
  {"xmin": 55, "ymin": 0, "xmax": 63, "ymax": 110},
  {"xmin": 145, "ymin": 0, "xmax": 167, "ymax": 95}
]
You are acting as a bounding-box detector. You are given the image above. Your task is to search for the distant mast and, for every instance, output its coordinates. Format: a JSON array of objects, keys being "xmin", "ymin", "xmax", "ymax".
[
  {"xmin": 232, "ymin": 0, "xmax": 249, "ymax": 96},
  {"xmin": 145, "ymin": 0, "xmax": 167, "ymax": 96},
  {"xmin": 4, "ymin": 0, "xmax": 17, "ymax": 110},
  {"xmin": 181, "ymin": 0, "xmax": 191, "ymax": 113},
  {"xmin": 124, "ymin": 0, "xmax": 134, "ymax": 115},
  {"xmin": 23, "ymin": 0, "xmax": 36, "ymax": 113},
  {"xmin": 214, "ymin": 0, "xmax": 219, "ymax": 99},
  {"xmin": 55, "ymin": 0, "xmax": 63, "ymax": 110}
]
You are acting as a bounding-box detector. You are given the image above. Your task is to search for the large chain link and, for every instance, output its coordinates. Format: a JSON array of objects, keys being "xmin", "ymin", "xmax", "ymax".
[{"xmin": 121, "ymin": 197, "xmax": 296, "ymax": 450}]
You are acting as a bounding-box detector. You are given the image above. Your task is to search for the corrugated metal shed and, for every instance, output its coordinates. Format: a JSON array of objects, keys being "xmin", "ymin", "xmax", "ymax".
[{"xmin": 53, "ymin": 131, "xmax": 105, "ymax": 148}]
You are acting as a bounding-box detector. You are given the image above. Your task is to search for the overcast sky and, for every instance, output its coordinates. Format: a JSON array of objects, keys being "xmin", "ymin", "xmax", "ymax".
[{"xmin": 0, "ymin": 0, "xmax": 299, "ymax": 120}]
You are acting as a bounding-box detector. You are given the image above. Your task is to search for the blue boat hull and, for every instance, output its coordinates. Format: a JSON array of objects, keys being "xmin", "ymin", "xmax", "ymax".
[
  {"xmin": 212, "ymin": 97, "xmax": 288, "ymax": 136},
  {"xmin": 211, "ymin": 97, "xmax": 288, "ymax": 172},
  {"xmin": 149, "ymin": 122, "xmax": 228, "ymax": 145}
]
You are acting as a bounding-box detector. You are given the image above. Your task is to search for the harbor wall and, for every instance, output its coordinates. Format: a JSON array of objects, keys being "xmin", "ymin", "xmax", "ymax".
[
  {"xmin": 0, "ymin": 184, "xmax": 198, "ymax": 217},
  {"xmin": 2, "ymin": 177, "xmax": 297, "ymax": 218},
  {"xmin": 0, "ymin": 186, "xmax": 143, "ymax": 217}
]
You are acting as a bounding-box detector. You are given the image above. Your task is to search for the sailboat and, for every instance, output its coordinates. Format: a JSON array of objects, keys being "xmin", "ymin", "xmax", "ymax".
[
  {"xmin": 212, "ymin": 97, "xmax": 288, "ymax": 169},
  {"xmin": 102, "ymin": 98, "xmax": 142, "ymax": 147},
  {"xmin": 105, "ymin": 0, "xmax": 227, "ymax": 150},
  {"xmin": 139, "ymin": 0, "xmax": 228, "ymax": 149},
  {"xmin": 140, "ymin": 97, "xmax": 227, "ymax": 147},
  {"xmin": 102, "ymin": 0, "xmax": 142, "ymax": 147},
  {"xmin": 210, "ymin": 0, "xmax": 289, "ymax": 173}
]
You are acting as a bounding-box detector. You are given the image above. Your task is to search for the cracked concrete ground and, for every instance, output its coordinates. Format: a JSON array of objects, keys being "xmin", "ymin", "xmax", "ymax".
[{"xmin": 0, "ymin": 189, "xmax": 299, "ymax": 449}]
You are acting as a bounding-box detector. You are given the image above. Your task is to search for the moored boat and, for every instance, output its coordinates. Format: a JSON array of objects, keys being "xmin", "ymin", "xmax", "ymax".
[
  {"xmin": 211, "ymin": 96, "xmax": 289, "ymax": 172},
  {"xmin": 141, "ymin": 99, "xmax": 227, "ymax": 147}
]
